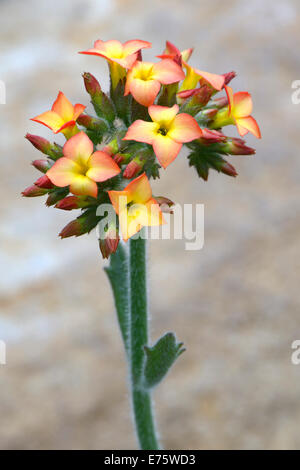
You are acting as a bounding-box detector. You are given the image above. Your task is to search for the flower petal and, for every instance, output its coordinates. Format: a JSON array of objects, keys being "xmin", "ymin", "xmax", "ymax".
[
  {"xmin": 69, "ymin": 175, "xmax": 98, "ymax": 197},
  {"xmin": 47, "ymin": 157, "xmax": 80, "ymax": 187},
  {"xmin": 225, "ymin": 86, "xmax": 234, "ymax": 114},
  {"xmin": 63, "ymin": 131, "xmax": 94, "ymax": 164},
  {"xmin": 236, "ymin": 116, "xmax": 261, "ymax": 139},
  {"xmin": 233, "ymin": 92, "xmax": 253, "ymax": 118},
  {"xmin": 87, "ymin": 151, "xmax": 121, "ymax": 182},
  {"xmin": 108, "ymin": 190, "xmax": 130, "ymax": 215},
  {"xmin": 123, "ymin": 120, "xmax": 159, "ymax": 144},
  {"xmin": 196, "ymin": 69, "xmax": 225, "ymax": 91},
  {"xmin": 128, "ymin": 78, "xmax": 161, "ymax": 106},
  {"xmin": 148, "ymin": 104, "xmax": 179, "ymax": 126},
  {"xmin": 31, "ymin": 111, "xmax": 64, "ymax": 133},
  {"xmin": 168, "ymin": 113, "xmax": 202, "ymax": 143},
  {"xmin": 124, "ymin": 173, "xmax": 152, "ymax": 203},
  {"xmin": 142, "ymin": 198, "xmax": 165, "ymax": 226},
  {"xmin": 73, "ymin": 103, "xmax": 86, "ymax": 120},
  {"xmin": 152, "ymin": 59, "xmax": 184, "ymax": 84},
  {"xmin": 51, "ymin": 92, "xmax": 74, "ymax": 121},
  {"xmin": 123, "ymin": 39, "xmax": 152, "ymax": 55},
  {"xmin": 152, "ymin": 134, "xmax": 182, "ymax": 168}
]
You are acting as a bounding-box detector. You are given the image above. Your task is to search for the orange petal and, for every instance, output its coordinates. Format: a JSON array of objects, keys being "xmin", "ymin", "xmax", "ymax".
[
  {"xmin": 164, "ymin": 41, "xmax": 180, "ymax": 56},
  {"xmin": 73, "ymin": 103, "xmax": 86, "ymax": 120},
  {"xmin": 94, "ymin": 39, "xmax": 123, "ymax": 58},
  {"xmin": 236, "ymin": 116, "xmax": 261, "ymax": 139},
  {"xmin": 196, "ymin": 69, "xmax": 225, "ymax": 91},
  {"xmin": 128, "ymin": 78, "xmax": 161, "ymax": 106},
  {"xmin": 47, "ymin": 157, "xmax": 80, "ymax": 187},
  {"xmin": 143, "ymin": 198, "xmax": 165, "ymax": 226},
  {"xmin": 233, "ymin": 92, "xmax": 253, "ymax": 118},
  {"xmin": 123, "ymin": 39, "xmax": 152, "ymax": 55},
  {"xmin": 31, "ymin": 111, "xmax": 64, "ymax": 133},
  {"xmin": 152, "ymin": 59, "xmax": 184, "ymax": 84},
  {"xmin": 51, "ymin": 92, "xmax": 74, "ymax": 122},
  {"xmin": 87, "ymin": 151, "xmax": 121, "ymax": 182},
  {"xmin": 168, "ymin": 113, "xmax": 202, "ymax": 143},
  {"xmin": 63, "ymin": 131, "xmax": 94, "ymax": 164},
  {"xmin": 148, "ymin": 104, "xmax": 179, "ymax": 126},
  {"xmin": 69, "ymin": 175, "xmax": 98, "ymax": 197},
  {"xmin": 152, "ymin": 134, "xmax": 182, "ymax": 168},
  {"xmin": 123, "ymin": 120, "xmax": 159, "ymax": 144},
  {"xmin": 108, "ymin": 190, "xmax": 130, "ymax": 215},
  {"xmin": 181, "ymin": 48, "xmax": 193, "ymax": 62},
  {"xmin": 225, "ymin": 86, "xmax": 234, "ymax": 114},
  {"xmin": 124, "ymin": 173, "xmax": 152, "ymax": 203}
]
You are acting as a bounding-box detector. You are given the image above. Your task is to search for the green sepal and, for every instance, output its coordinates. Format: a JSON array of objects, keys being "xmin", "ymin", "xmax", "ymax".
[{"xmin": 142, "ymin": 332, "xmax": 185, "ymax": 389}]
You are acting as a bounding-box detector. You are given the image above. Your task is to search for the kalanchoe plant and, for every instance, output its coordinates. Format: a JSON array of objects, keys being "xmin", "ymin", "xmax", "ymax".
[{"xmin": 23, "ymin": 38, "xmax": 261, "ymax": 450}]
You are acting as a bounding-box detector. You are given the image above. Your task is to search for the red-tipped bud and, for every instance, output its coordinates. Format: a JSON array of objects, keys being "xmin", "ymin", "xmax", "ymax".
[
  {"xmin": 123, "ymin": 159, "xmax": 143, "ymax": 179},
  {"xmin": 221, "ymin": 162, "xmax": 238, "ymax": 177},
  {"xmin": 200, "ymin": 128, "xmax": 227, "ymax": 143},
  {"xmin": 224, "ymin": 138, "xmax": 256, "ymax": 155},
  {"xmin": 223, "ymin": 71, "xmax": 236, "ymax": 86},
  {"xmin": 202, "ymin": 108, "xmax": 218, "ymax": 119},
  {"xmin": 102, "ymin": 138, "xmax": 119, "ymax": 156},
  {"xmin": 82, "ymin": 72, "xmax": 101, "ymax": 98},
  {"xmin": 34, "ymin": 175, "xmax": 54, "ymax": 189},
  {"xmin": 21, "ymin": 185, "xmax": 48, "ymax": 197},
  {"xmin": 32, "ymin": 159, "xmax": 52, "ymax": 173},
  {"xmin": 178, "ymin": 85, "xmax": 212, "ymax": 107},
  {"xmin": 59, "ymin": 220, "xmax": 82, "ymax": 238},
  {"xmin": 99, "ymin": 225, "xmax": 120, "ymax": 259},
  {"xmin": 55, "ymin": 195, "xmax": 90, "ymax": 211},
  {"xmin": 113, "ymin": 153, "xmax": 126, "ymax": 165},
  {"xmin": 77, "ymin": 114, "xmax": 109, "ymax": 134},
  {"xmin": 25, "ymin": 133, "xmax": 52, "ymax": 155},
  {"xmin": 212, "ymin": 96, "xmax": 228, "ymax": 109},
  {"xmin": 155, "ymin": 196, "xmax": 175, "ymax": 214}
]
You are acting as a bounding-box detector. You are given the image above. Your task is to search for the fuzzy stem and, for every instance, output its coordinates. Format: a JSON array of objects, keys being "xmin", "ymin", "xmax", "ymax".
[{"xmin": 129, "ymin": 235, "xmax": 160, "ymax": 450}]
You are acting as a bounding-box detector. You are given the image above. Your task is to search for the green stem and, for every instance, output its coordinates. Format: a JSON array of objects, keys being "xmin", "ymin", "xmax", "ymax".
[{"xmin": 129, "ymin": 235, "xmax": 160, "ymax": 450}]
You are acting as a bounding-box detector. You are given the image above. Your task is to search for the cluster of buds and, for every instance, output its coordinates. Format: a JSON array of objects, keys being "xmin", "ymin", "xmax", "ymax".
[{"xmin": 23, "ymin": 39, "xmax": 261, "ymax": 258}]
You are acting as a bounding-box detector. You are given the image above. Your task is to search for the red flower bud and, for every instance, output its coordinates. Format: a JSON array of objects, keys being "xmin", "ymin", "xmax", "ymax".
[
  {"xmin": 202, "ymin": 108, "xmax": 218, "ymax": 119},
  {"xmin": 212, "ymin": 96, "xmax": 228, "ymax": 109},
  {"xmin": 123, "ymin": 159, "xmax": 143, "ymax": 179},
  {"xmin": 59, "ymin": 220, "xmax": 82, "ymax": 238},
  {"xmin": 32, "ymin": 159, "xmax": 52, "ymax": 173},
  {"xmin": 82, "ymin": 72, "xmax": 101, "ymax": 98},
  {"xmin": 200, "ymin": 128, "xmax": 227, "ymax": 143},
  {"xmin": 34, "ymin": 175, "xmax": 54, "ymax": 189},
  {"xmin": 223, "ymin": 71, "xmax": 236, "ymax": 86},
  {"xmin": 25, "ymin": 133, "xmax": 52, "ymax": 155},
  {"xmin": 224, "ymin": 138, "xmax": 255, "ymax": 155},
  {"xmin": 21, "ymin": 185, "xmax": 48, "ymax": 197},
  {"xmin": 55, "ymin": 196, "xmax": 89, "ymax": 210},
  {"xmin": 221, "ymin": 162, "xmax": 238, "ymax": 177},
  {"xmin": 99, "ymin": 226, "xmax": 120, "ymax": 259}
]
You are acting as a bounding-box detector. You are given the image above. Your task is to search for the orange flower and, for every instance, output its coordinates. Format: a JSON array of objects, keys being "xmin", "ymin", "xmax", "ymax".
[
  {"xmin": 180, "ymin": 62, "xmax": 225, "ymax": 93},
  {"xmin": 80, "ymin": 39, "xmax": 151, "ymax": 69},
  {"xmin": 212, "ymin": 86, "xmax": 261, "ymax": 138},
  {"xmin": 123, "ymin": 104, "xmax": 202, "ymax": 168},
  {"xmin": 47, "ymin": 132, "xmax": 120, "ymax": 198},
  {"xmin": 157, "ymin": 40, "xmax": 193, "ymax": 65},
  {"xmin": 124, "ymin": 59, "xmax": 184, "ymax": 106},
  {"xmin": 31, "ymin": 92, "xmax": 85, "ymax": 139},
  {"xmin": 108, "ymin": 173, "xmax": 164, "ymax": 241},
  {"xmin": 80, "ymin": 39, "xmax": 152, "ymax": 89}
]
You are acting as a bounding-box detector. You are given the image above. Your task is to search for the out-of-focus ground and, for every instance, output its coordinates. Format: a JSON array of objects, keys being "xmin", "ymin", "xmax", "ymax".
[{"xmin": 0, "ymin": 0, "xmax": 300, "ymax": 449}]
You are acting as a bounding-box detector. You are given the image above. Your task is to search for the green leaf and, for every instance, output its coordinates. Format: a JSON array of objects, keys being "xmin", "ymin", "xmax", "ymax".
[{"xmin": 142, "ymin": 332, "xmax": 185, "ymax": 389}]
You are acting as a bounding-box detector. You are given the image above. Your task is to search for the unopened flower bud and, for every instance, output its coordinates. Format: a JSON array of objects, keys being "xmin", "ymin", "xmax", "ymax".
[
  {"xmin": 223, "ymin": 71, "xmax": 236, "ymax": 85},
  {"xmin": 200, "ymin": 128, "xmax": 226, "ymax": 144},
  {"xmin": 83, "ymin": 72, "xmax": 115, "ymax": 123},
  {"xmin": 223, "ymin": 138, "xmax": 255, "ymax": 155},
  {"xmin": 21, "ymin": 185, "xmax": 48, "ymax": 197},
  {"xmin": 211, "ymin": 96, "xmax": 228, "ymax": 109},
  {"xmin": 34, "ymin": 175, "xmax": 54, "ymax": 189},
  {"xmin": 99, "ymin": 225, "xmax": 120, "ymax": 259},
  {"xmin": 55, "ymin": 196, "xmax": 89, "ymax": 211},
  {"xmin": 32, "ymin": 159, "xmax": 52, "ymax": 173},
  {"xmin": 25, "ymin": 133, "xmax": 52, "ymax": 155},
  {"xmin": 83, "ymin": 72, "xmax": 101, "ymax": 98},
  {"xmin": 77, "ymin": 114, "xmax": 109, "ymax": 133},
  {"xmin": 202, "ymin": 108, "xmax": 218, "ymax": 120},
  {"xmin": 178, "ymin": 85, "xmax": 212, "ymax": 108},
  {"xmin": 59, "ymin": 210, "xmax": 100, "ymax": 238},
  {"xmin": 123, "ymin": 158, "xmax": 143, "ymax": 179},
  {"xmin": 221, "ymin": 161, "xmax": 238, "ymax": 177}
]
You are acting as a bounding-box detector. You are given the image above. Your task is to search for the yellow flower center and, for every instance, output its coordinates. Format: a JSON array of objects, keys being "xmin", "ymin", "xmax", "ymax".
[{"xmin": 134, "ymin": 64, "xmax": 154, "ymax": 81}]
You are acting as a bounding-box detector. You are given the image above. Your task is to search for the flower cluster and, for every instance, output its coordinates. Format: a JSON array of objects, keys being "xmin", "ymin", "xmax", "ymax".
[{"xmin": 23, "ymin": 39, "xmax": 261, "ymax": 258}]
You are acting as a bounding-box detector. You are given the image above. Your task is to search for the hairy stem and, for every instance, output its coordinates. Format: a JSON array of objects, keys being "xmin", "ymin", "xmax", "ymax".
[{"xmin": 129, "ymin": 235, "xmax": 160, "ymax": 450}]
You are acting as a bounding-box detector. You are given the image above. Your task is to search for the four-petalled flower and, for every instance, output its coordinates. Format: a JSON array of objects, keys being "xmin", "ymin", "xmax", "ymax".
[
  {"xmin": 123, "ymin": 104, "xmax": 203, "ymax": 168},
  {"xmin": 47, "ymin": 132, "xmax": 120, "ymax": 198},
  {"xmin": 31, "ymin": 91, "xmax": 85, "ymax": 139},
  {"xmin": 108, "ymin": 173, "xmax": 165, "ymax": 241}
]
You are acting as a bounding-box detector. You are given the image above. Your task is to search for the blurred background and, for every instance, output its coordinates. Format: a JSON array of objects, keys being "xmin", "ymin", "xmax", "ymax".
[{"xmin": 1, "ymin": 0, "xmax": 300, "ymax": 450}]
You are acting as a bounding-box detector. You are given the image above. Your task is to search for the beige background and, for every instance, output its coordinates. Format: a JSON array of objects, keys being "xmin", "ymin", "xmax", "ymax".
[{"xmin": 0, "ymin": 0, "xmax": 300, "ymax": 449}]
